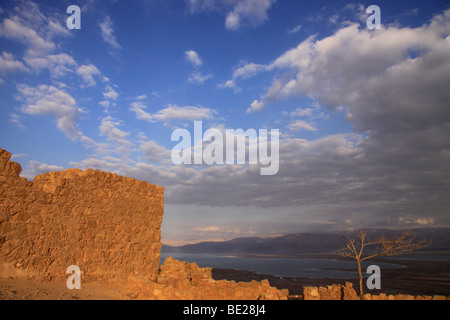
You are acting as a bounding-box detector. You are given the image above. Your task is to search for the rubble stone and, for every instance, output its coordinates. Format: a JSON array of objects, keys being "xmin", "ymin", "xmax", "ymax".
[{"xmin": 302, "ymin": 282, "xmax": 449, "ymax": 300}]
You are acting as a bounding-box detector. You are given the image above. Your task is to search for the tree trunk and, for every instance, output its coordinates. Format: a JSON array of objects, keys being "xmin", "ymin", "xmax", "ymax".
[{"xmin": 356, "ymin": 258, "xmax": 363, "ymax": 298}]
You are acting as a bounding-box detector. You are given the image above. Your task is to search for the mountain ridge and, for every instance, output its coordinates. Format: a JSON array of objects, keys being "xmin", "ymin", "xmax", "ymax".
[{"xmin": 162, "ymin": 227, "xmax": 450, "ymax": 254}]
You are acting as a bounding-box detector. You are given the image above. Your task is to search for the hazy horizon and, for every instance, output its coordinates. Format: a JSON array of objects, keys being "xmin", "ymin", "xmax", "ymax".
[{"xmin": 161, "ymin": 226, "xmax": 450, "ymax": 247}]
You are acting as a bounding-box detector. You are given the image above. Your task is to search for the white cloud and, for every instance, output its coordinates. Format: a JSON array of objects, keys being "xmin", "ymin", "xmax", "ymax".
[
  {"xmin": 131, "ymin": 102, "xmax": 216, "ymax": 122},
  {"xmin": 290, "ymin": 108, "xmax": 313, "ymax": 117},
  {"xmin": 17, "ymin": 84, "xmax": 84, "ymax": 141},
  {"xmin": 232, "ymin": 62, "xmax": 267, "ymax": 79},
  {"xmin": 225, "ymin": 0, "xmax": 276, "ymax": 30},
  {"xmin": 284, "ymin": 106, "xmax": 328, "ymax": 131},
  {"xmin": 415, "ymin": 218, "xmax": 435, "ymax": 225},
  {"xmin": 0, "ymin": 1, "xmax": 80, "ymax": 86},
  {"xmin": 68, "ymin": 157, "xmax": 130, "ymax": 172},
  {"xmin": 225, "ymin": 11, "xmax": 240, "ymax": 30},
  {"xmin": 98, "ymin": 100, "xmax": 110, "ymax": 107},
  {"xmin": 0, "ymin": 1, "xmax": 71, "ymax": 59},
  {"xmin": 76, "ymin": 64, "xmax": 101, "ymax": 87},
  {"xmin": 130, "ymin": 101, "xmax": 154, "ymax": 122},
  {"xmin": 20, "ymin": 160, "xmax": 65, "ymax": 180},
  {"xmin": 192, "ymin": 225, "xmax": 220, "ymax": 232},
  {"xmin": 103, "ymin": 85, "xmax": 119, "ymax": 100},
  {"xmin": 188, "ymin": 71, "xmax": 213, "ymax": 83},
  {"xmin": 24, "ymin": 53, "xmax": 77, "ymax": 78},
  {"xmin": 10, "ymin": 153, "xmax": 28, "ymax": 159},
  {"xmin": 247, "ymin": 9, "xmax": 450, "ymax": 122},
  {"xmin": 0, "ymin": 51, "xmax": 28, "ymax": 73},
  {"xmin": 288, "ymin": 120, "xmax": 317, "ymax": 132},
  {"xmin": 9, "ymin": 112, "xmax": 26, "ymax": 129},
  {"xmin": 99, "ymin": 100, "xmax": 111, "ymax": 111},
  {"xmin": 140, "ymin": 140, "xmax": 172, "ymax": 164},
  {"xmin": 99, "ymin": 116, "xmax": 134, "ymax": 152},
  {"xmin": 189, "ymin": 225, "xmax": 258, "ymax": 239},
  {"xmin": 220, "ymin": 62, "xmax": 268, "ymax": 92},
  {"xmin": 99, "ymin": 16, "xmax": 121, "ymax": 50},
  {"xmin": 287, "ymin": 24, "xmax": 302, "ymax": 34},
  {"xmin": 247, "ymin": 99, "xmax": 266, "ymax": 113},
  {"xmin": 186, "ymin": 0, "xmax": 218, "ymax": 13},
  {"xmin": 154, "ymin": 104, "xmax": 216, "ymax": 121},
  {"xmin": 0, "ymin": 17, "xmax": 54, "ymax": 55},
  {"xmin": 217, "ymin": 79, "xmax": 241, "ymax": 93},
  {"xmin": 185, "ymin": 50, "xmax": 203, "ymax": 67},
  {"xmin": 47, "ymin": 20, "xmax": 71, "ymax": 38},
  {"xmin": 185, "ymin": 51, "xmax": 213, "ymax": 83},
  {"xmin": 186, "ymin": 0, "xmax": 276, "ymax": 30}
]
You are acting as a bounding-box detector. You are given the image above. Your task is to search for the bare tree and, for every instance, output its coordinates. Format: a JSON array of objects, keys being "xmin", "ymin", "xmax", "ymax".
[{"xmin": 335, "ymin": 230, "xmax": 431, "ymax": 298}]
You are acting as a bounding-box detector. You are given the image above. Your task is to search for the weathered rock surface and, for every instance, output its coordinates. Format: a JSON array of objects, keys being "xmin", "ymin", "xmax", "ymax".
[
  {"xmin": 0, "ymin": 148, "xmax": 164, "ymax": 283},
  {"xmin": 126, "ymin": 257, "xmax": 289, "ymax": 300},
  {"xmin": 303, "ymin": 282, "xmax": 358, "ymax": 300}
]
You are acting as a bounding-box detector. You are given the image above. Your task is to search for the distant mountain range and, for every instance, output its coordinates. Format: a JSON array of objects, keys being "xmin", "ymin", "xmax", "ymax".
[{"xmin": 162, "ymin": 228, "xmax": 450, "ymax": 254}]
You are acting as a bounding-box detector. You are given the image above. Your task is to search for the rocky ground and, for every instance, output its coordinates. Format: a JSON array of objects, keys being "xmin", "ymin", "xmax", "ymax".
[{"xmin": 0, "ymin": 278, "xmax": 126, "ymax": 300}]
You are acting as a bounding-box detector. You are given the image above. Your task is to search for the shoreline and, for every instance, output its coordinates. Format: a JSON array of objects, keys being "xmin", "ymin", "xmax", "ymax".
[{"xmin": 211, "ymin": 256, "xmax": 450, "ymax": 296}]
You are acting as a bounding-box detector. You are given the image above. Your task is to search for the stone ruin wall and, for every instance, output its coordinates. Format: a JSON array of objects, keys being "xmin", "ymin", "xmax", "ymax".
[
  {"xmin": 0, "ymin": 147, "xmax": 288, "ymax": 300},
  {"xmin": 303, "ymin": 283, "xmax": 449, "ymax": 300},
  {"xmin": 0, "ymin": 148, "xmax": 164, "ymax": 283},
  {"xmin": 126, "ymin": 257, "xmax": 288, "ymax": 300}
]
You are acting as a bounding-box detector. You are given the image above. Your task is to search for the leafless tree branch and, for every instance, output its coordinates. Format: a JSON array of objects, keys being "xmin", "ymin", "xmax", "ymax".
[{"xmin": 334, "ymin": 230, "xmax": 431, "ymax": 297}]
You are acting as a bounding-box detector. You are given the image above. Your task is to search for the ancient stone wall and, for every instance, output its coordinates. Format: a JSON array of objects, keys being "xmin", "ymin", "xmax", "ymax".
[
  {"xmin": 0, "ymin": 148, "xmax": 164, "ymax": 283},
  {"xmin": 303, "ymin": 283, "xmax": 450, "ymax": 300},
  {"xmin": 126, "ymin": 257, "xmax": 289, "ymax": 300}
]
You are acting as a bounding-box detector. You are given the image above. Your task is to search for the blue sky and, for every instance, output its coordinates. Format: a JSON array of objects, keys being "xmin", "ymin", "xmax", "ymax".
[{"xmin": 1, "ymin": 0, "xmax": 449, "ymax": 245}]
